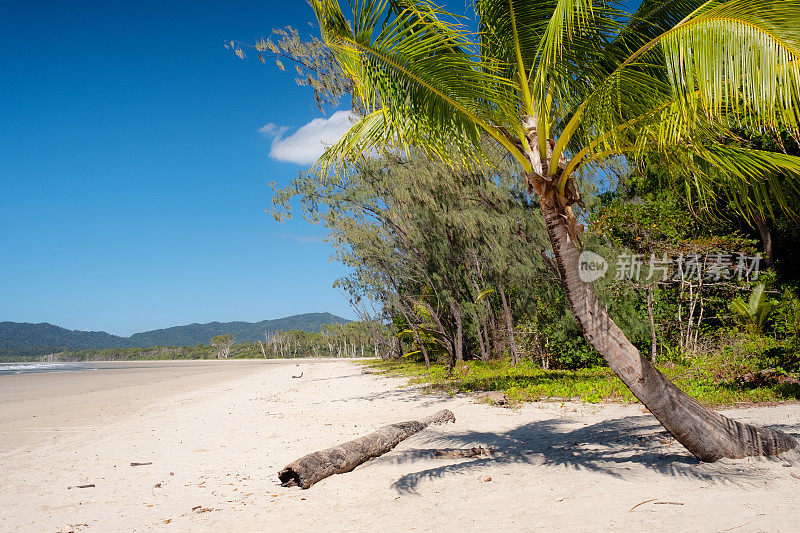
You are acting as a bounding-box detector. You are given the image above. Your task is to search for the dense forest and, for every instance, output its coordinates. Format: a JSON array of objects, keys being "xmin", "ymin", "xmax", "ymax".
[
  {"xmin": 9, "ymin": 322, "xmax": 378, "ymax": 363},
  {"xmin": 270, "ymin": 144, "xmax": 800, "ymax": 377},
  {"xmin": 0, "ymin": 313, "xmax": 349, "ymax": 356}
]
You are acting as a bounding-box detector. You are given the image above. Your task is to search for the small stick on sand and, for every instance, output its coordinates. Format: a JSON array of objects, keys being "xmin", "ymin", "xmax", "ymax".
[
  {"xmin": 131, "ymin": 462, "xmax": 153, "ymax": 467},
  {"xmin": 279, "ymin": 409, "xmax": 456, "ymax": 489},
  {"xmin": 721, "ymin": 522, "xmax": 751, "ymax": 531},
  {"xmin": 628, "ymin": 499, "xmax": 657, "ymax": 512},
  {"xmin": 68, "ymin": 484, "xmax": 95, "ymax": 489}
]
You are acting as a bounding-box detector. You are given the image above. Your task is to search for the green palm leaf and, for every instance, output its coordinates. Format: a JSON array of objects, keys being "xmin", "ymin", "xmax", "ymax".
[
  {"xmin": 660, "ymin": 0, "xmax": 800, "ymax": 130},
  {"xmin": 555, "ymin": 1, "xmax": 800, "ymax": 183},
  {"xmin": 476, "ymin": 287, "xmax": 496, "ymax": 302},
  {"xmin": 729, "ymin": 283, "xmax": 778, "ymax": 334},
  {"xmin": 311, "ymin": 0, "xmax": 529, "ymax": 171}
]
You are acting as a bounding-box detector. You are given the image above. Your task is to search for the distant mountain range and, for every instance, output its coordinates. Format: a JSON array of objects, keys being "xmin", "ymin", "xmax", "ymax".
[{"xmin": 0, "ymin": 313, "xmax": 350, "ymax": 354}]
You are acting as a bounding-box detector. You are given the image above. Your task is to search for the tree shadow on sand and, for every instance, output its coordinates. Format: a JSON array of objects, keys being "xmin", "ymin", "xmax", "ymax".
[
  {"xmin": 331, "ymin": 387, "xmax": 456, "ymax": 409},
  {"xmin": 385, "ymin": 415, "xmax": 800, "ymax": 494}
]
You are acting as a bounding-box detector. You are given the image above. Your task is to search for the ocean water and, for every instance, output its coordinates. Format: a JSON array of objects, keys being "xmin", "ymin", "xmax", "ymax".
[{"xmin": 0, "ymin": 362, "xmax": 97, "ymax": 375}]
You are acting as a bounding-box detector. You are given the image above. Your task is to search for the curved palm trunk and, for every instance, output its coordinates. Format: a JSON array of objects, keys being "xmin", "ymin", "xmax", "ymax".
[{"xmin": 538, "ymin": 185, "xmax": 795, "ymax": 462}]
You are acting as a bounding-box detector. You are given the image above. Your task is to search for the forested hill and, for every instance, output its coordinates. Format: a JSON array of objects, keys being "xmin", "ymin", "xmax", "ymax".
[
  {"xmin": 0, "ymin": 313, "xmax": 350, "ymax": 352},
  {"xmin": 126, "ymin": 313, "xmax": 349, "ymax": 346}
]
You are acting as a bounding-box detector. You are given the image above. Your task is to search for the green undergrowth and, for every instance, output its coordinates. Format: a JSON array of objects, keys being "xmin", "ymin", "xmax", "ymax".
[{"xmin": 358, "ymin": 359, "xmax": 800, "ymax": 407}]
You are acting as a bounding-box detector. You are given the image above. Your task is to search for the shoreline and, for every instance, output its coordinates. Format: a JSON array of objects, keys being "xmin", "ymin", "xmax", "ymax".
[
  {"xmin": 1, "ymin": 360, "xmax": 798, "ymax": 531},
  {"xmin": 0, "ymin": 356, "xmax": 364, "ymax": 365},
  {"xmin": 0, "ymin": 359, "xmax": 307, "ymax": 455}
]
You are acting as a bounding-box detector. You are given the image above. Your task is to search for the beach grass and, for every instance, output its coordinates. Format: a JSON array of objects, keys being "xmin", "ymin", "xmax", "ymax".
[{"xmin": 359, "ymin": 359, "xmax": 800, "ymax": 407}]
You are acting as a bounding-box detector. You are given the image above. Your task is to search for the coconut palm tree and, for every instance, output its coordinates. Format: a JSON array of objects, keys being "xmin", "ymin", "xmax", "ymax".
[
  {"xmin": 308, "ymin": 0, "xmax": 800, "ymax": 461},
  {"xmin": 730, "ymin": 283, "xmax": 778, "ymax": 336}
]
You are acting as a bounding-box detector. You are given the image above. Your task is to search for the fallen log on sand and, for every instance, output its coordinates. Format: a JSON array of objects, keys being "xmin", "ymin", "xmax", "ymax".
[{"xmin": 278, "ymin": 409, "xmax": 456, "ymax": 489}]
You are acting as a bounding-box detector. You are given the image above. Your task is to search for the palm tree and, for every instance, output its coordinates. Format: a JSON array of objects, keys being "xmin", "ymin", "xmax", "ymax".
[
  {"xmin": 308, "ymin": 0, "xmax": 800, "ymax": 461},
  {"xmin": 730, "ymin": 283, "xmax": 778, "ymax": 336}
]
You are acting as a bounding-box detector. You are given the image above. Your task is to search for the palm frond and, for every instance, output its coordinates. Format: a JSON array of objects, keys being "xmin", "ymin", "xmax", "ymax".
[
  {"xmin": 559, "ymin": 0, "xmax": 800, "ymax": 181},
  {"xmin": 508, "ymin": 1, "xmax": 644, "ymax": 163},
  {"xmin": 475, "ymin": 0, "xmax": 557, "ymax": 116},
  {"xmin": 662, "ymin": 1, "xmax": 800, "ymax": 132},
  {"xmin": 729, "ymin": 296, "xmax": 750, "ymax": 318},
  {"xmin": 311, "ymin": 0, "xmax": 529, "ymax": 170},
  {"xmin": 693, "ymin": 144, "xmax": 800, "ymax": 221},
  {"xmin": 729, "ymin": 283, "xmax": 777, "ymax": 334},
  {"xmin": 537, "ymin": 0, "xmax": 596, "ymax": 68},
  {"xmin": 309, "ymin": 0, "xmax": 800, "ymax": 231},
  {"xmin": 611, "ymin": 0, "xmax": 706, "ymax": 55}
]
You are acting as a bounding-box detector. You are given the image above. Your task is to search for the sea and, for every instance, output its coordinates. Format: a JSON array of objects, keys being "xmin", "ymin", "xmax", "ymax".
[{"xmin": 0, "ymin": 362, "xmax": 98, "ymax": 375}]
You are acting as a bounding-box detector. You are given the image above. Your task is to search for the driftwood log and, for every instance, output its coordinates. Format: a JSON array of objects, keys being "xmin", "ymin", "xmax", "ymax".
[{"xmin": 278, "ymin": 409, "xmax": 456, "ymax": 489}]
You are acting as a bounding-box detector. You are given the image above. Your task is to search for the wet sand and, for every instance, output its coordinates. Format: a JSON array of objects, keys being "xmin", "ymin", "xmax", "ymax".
[{"xmin": 0, "ymin": 360, "xmax": 286, "ymax": 455}]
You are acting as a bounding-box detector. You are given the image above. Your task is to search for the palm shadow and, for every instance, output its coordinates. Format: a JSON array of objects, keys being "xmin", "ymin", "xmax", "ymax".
[
  {"xmin": 386, "ymin": 415, "xmax": 800, "ymax": 494},
  {"xmin": 331, "ymin": 386, "xmax": 457, "ymax": 408}
]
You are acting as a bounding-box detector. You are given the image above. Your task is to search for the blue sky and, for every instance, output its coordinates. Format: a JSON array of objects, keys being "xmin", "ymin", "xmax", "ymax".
[
  {"xmin": 0, "ymin": 1, "xmax": 356, "ymax": 335},
  {"xmin": 0, "ymin": 1, "xmax": 646, "ymax": 336}
]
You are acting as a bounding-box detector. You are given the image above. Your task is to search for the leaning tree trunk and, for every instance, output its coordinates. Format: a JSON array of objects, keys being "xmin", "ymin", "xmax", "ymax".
[{"xmin": 536, "ymin": 183, "xmax": 795, "ymax": 462}]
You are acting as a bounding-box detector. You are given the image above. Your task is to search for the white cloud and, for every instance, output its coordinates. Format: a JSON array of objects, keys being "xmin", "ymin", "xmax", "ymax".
[
  {"xmin": 257, "ymin": 123, "xmax": 288, "ymax": 137},
  {"xmin": 258, "ymin": 111, "xmax": 358, "ymax": 165}
]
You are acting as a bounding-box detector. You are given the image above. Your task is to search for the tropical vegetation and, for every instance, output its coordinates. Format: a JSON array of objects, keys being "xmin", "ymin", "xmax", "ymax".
[
  {"xmin": 239, "ymin": 0, "xmax": 800, "ymax": 461},
  {"xmin": 12, "ymin": 322, "xmax": 380, "ymax": 363}
]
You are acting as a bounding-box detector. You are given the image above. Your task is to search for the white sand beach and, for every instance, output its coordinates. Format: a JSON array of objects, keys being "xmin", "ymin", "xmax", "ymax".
[{"xmin": 1, "ymin": 359, "xmax": 798, "ymax": 532}]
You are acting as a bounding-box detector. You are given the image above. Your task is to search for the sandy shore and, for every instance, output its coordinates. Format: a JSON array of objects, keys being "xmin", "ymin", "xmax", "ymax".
[
  {"xmin": 0, "ymin": 360, "xmax": 278, "ymax": 455},
  {"xmin": 1, "ymin": 359, "xmax": 798, "ymax": 532}
]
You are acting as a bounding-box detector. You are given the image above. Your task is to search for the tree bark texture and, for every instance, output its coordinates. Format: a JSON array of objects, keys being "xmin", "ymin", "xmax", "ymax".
[{"xmin": 278, "ymin": 409, "xmax": 456, "ymax": 489}]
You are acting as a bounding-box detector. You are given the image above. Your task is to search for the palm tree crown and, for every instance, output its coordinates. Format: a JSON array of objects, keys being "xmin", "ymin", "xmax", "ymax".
[{"xmin": 312, "ymin": 0, "xmax": 800, "ymax": 214}]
